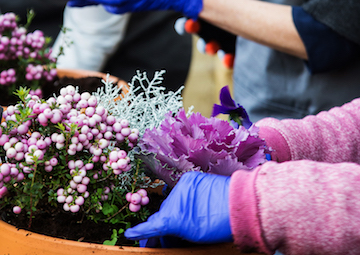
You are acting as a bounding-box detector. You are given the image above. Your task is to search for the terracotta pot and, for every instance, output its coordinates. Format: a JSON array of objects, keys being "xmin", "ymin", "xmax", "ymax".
[
  {"xmin": 0, "ymin": 219, "xmax": 252, "ymax": 255},
  {"xmin": 0, "ymin": 106, "xmax": 4, "ymax": 123},
  {"xmin": 56, "ymin": 68, "xmax": 129, "ymax": 94}
]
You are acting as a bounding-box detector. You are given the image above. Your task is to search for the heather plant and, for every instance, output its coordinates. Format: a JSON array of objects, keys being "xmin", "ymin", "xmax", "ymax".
[
  {"xmin": 0, "ymin": 71, "xmax": 185, "ymax": 243},
  {"xmin": 0, "ymin": 11, "xmax": 57, "ymax": 99},
  {"xmin": 0, "ymin": 86, "xmax": 148, "ymax": 229}
]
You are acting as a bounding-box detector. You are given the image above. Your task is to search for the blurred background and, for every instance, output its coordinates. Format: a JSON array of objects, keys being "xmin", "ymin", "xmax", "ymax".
[{"xmin": 1, "ymin": 0, "xmax": 233, "ymax": 117}]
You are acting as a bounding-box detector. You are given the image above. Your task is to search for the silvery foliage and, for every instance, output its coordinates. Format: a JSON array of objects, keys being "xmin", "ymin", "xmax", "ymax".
[
  {"xmin": 93, "ymin": 70, "xmax": 193, "ymax": 189},
  {"xmin": 94, "ymin": 70, "xmax": 193, "ymax": 136}
]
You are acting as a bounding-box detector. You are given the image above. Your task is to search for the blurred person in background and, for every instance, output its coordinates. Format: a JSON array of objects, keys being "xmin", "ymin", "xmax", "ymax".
[
  {"xmin": 67, "ymin": 0, "xmax": 360, "ymax": 121},
  {"xmin": 1, "ymin": 1, "xmax": 192, "ymax": 92}
]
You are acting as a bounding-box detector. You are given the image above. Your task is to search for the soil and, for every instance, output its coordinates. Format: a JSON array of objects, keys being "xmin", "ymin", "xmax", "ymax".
[{"xmin": 1, "ymin": 191, "xmax": 164, "ymax": 246}]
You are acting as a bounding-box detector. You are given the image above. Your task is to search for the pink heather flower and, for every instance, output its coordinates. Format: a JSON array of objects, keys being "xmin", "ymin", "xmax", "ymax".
[{"xmin": 138, "ymin": 108, "xmax": 269, "ymax": 187}]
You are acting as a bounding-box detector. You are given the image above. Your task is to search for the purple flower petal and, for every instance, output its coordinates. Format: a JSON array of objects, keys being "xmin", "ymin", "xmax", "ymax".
[
  {"xmin": 243, "ymin": 149, "xmax": 267, "ymax": 168},
  {"xmin": 211, "ymin": 86, "xmax": 252, "ymax": 129},
  {"xmin": 219, "ymin": 86, "xmax": 237, "ymax": 109},
  {"xmin": 139, "ymin": 108, "xmax": 268, "ymax": 186},
  {"xmin": 211, "ymin": 104, "xmax": 232, "ymax": 117},
  {"xmin": 187, "ymin": 145, "xmax": 229, "ymax": 172},
  {"xmin": 208, "ymin": 155, "xmax": 249, "ymax": 176}
]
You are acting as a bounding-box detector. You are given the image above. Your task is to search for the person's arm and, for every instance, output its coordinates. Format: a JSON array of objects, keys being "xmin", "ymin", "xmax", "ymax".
[
  {"xmin": 199, "ymin": 0, "xmax": 308, "ymax": 60},
  {"xmin": 292, "ymin": 6, "xmax": 360, "ymax": 73},
  {"xmin": 124, "ymin": 161, "xmax": 360, "ymax": 254},
  {"xmin": 67, "ymin": 0, "xmax": 308, "ymax": 59},
  {"xmin": 230, "ymin": 160, "xmax": 360, "ymax": 254},
  {"xmin": 256, "ymin": 98, "xmax": 360, "ymax": 163},
  {"xmin": 67, "ymin": 0, "xmax": 360, "ymax": 66}
]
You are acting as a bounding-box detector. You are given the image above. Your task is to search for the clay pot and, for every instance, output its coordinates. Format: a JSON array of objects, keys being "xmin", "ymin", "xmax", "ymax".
[
  {"xmin": 56, "ymin": 68, "xmax": 129, "ymax": 94},
  {"xmin": 0, "ymin": 219, "xmax": 250, "ymax": 255}
]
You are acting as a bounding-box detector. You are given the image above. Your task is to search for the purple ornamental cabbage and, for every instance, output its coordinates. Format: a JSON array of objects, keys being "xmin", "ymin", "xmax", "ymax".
[{"xmin": 137, "ymin": 109, "xmax": 268, "ymax": 187}]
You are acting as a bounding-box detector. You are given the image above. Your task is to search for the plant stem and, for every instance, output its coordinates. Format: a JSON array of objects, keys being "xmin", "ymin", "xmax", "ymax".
[
  {"xmin": 131, "ymin": 161, "xmax": 141, "ymax": 193},
  {"xmin": 97, "ymin": 172, "xmax": 112, "ymax": 182},
  {"xmin": 28, "ymin": 161, "xmax": 38, "ymax": 229},
  {"xmin": 99, "ymin": 203, "xmax": 129, "ymax": 222}
]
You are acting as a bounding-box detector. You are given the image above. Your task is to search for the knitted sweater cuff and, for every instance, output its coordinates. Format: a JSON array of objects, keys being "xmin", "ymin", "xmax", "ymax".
[
  {"xmin": 229, "ymin": 169, "xmax": 272, "ymax": 254},
  {"xmin": 257, "ymin": 119, "xmax": 291, "ymax": 162}
]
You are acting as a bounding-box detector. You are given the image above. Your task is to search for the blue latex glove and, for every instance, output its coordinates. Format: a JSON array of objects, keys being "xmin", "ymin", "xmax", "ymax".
[
  {"xmin": 67, "ymin": 0, "xmax": 203, "ymax": 19},
  {"xmin": 125, "ymin": 171, "xmax": 233, "ymax": 244}
]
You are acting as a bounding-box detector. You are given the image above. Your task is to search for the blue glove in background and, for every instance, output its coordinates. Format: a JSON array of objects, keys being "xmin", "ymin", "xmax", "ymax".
[
  {"xmin": 67, "ymin": 0, "xmax": 97, "ymax": 7},
  {"xmin": 67, "ymin": 0, "xmax": 203, "ymax": 19},
  {"xmin": 125, "ymin": 171, "xmax": 233, "ymax": 244}
]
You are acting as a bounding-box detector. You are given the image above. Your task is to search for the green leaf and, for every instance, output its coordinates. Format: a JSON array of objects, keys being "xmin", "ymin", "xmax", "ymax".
[
  {"xmin": 110, "ymin": 217, "xmax": 121, "ymax": 224},
  {"xmin": 103, "ymin": 239, "xmax": 117, "ymax": 246},
  {"xmin": 56, "ymin": 123, "xmax": 65, "ymax": 132},
  {"xmin": 103, "ymin": 229, "xmax": 118, "ymax": 246},
  {"xmin": 102, "ymin": 202, "xmax": 118, "ymax": 216}
]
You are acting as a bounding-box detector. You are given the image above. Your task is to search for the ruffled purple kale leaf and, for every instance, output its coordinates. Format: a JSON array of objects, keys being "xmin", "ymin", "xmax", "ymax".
[{"xmin": 138, "ymin": 109, "xmax": 268, "ymax": 187}]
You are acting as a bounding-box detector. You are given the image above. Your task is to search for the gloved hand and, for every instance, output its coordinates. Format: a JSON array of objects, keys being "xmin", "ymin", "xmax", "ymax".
[
  {"xmin": 125, "ymin": 171, "xmax": 233, "ymax": 244},
  {"xmin": 67, "ymin": 0, "xmax": 203, "ymax": 19}
]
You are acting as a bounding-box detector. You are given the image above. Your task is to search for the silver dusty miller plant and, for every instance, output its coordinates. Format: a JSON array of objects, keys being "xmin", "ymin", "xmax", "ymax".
[
  {"xmin": 94, "ymin": 70, "xmax": 192, "ymax": 135},
  {"xmin": 94, "ymin": 70, "xmax": 192, "ymax": 190}
]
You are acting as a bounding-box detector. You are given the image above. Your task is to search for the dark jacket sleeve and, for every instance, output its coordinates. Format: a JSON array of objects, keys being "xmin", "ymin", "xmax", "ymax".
[
  {"xmin": 302, "ymin": 0, "xmax": 360, "ymax": 45},
  {"xmin": 293, "ymin": 6, "xmax": 360, "ymax": 74}
]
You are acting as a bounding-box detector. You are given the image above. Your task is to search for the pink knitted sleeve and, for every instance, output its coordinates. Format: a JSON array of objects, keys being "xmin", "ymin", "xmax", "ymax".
[
  {"xmin": 229, "ymin": 160, "xmax": 360, "ymax": 254},
  {"xmin": 256, "ymin": 98, "xmax": 360, "ymax": 163}
]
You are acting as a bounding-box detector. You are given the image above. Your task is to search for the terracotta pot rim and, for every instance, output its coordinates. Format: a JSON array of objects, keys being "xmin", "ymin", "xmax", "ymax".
[
  {"xmin": 0, "ymin": 219, "xmax": 241, "ymax": 254},
  {"xmin": 56, "ymin": 68, "xmax": 119, "ymax": 82},
  {"xmin": 0, "ymin": 219, "xmax": 153, "ymax": 252},
  {"xmin": 56, "ymin": 68, "xmax": 129, "ymax": 93}
]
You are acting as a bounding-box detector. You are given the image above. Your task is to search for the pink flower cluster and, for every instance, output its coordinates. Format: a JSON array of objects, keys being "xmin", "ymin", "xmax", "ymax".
[
  {"xmin": 0, "ymin": 13, "xmax": 17, "ymax": 33},
  {"xmin": 126, "ymin": 189, "xmax": 149, "ymax": 212},
  {"xmin": 0, "ymin": 85, "xmax": 139, "ymax": 214},
  {"xmin": 0, "ymin": 12, "xmax": 56, "ymax": 93},
  {"xmin": 0, "ymin": 68, "xmax": 16, "ymax": 86}
]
